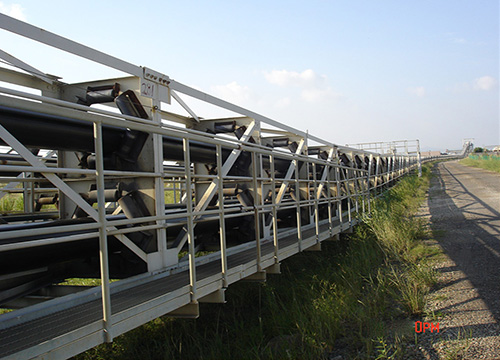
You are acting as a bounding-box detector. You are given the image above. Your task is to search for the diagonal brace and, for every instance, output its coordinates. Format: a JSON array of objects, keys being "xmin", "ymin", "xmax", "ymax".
[
  {"xmin": 175, "ymin": 121, "xmax": 256, "ymax": 252},
  {"xmin": 315, "ymin": 147, "xmax": 335, "ymax": 199},
  {"xmin": 0, "ymin": 123, "xmax": 148, "ymax": 262},
  {"xmin": 275, "ymin": 139, "xmax": 306, "ymax": 205}
]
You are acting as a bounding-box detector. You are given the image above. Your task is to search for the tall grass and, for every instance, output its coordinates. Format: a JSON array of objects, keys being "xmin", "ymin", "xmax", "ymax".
[
  {"xmin": 364, "ymin": 165, "xmax": 437, "ymax": 316},
  {"xmin": 459, "ymin": 154, "xmax": 500, "ymax": 174},
  {"xmin": 76, "ymin": 165, "xmax": 437, "ymax": 360},
  {"xmin": 0, "ymin": 194, "xmax": 24, "ymax": 213}
]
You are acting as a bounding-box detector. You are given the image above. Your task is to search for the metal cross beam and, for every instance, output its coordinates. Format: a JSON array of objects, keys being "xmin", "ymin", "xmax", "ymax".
[
  {"xmin": 315, "ymin": 147, "xmax": 336, "ymax": 200},
  {"xmin": 0, "ymin": 14, "xmax": 142, "ymax": 78},
  {"xmin": 0, "ymin": 49, "xmax": 55, "ymax": 84},
  {"xmin": 0, "ymin": 123, "xmax": 148, "ymax": 262},
  {"xmin": 175, "ymin": 121, "xmax": 257, "ymax": 252},
  {"xmin": 275, "ymin": 139, "xmax": 306, "ymax": 205}
]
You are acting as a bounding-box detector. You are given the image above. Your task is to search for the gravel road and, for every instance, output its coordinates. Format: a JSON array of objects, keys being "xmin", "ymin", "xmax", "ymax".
[{"xmin": 411, "ymin": 161, "xmax": 500, "ymax": 359}]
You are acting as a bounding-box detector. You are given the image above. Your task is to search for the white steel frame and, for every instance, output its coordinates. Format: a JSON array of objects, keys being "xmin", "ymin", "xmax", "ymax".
[{"xmin": 0, "ymin": 14, "xmax": 440, "ymax": 360}]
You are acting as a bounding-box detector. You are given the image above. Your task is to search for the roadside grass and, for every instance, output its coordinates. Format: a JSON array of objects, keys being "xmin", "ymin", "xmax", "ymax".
[
  {"xmin": 442, "ymin": 328, "xmax": 472, "ymax": 360},
  {"xmin": 76, "ymin": 164, "xmax": 437, "ymax": 360},
  {"xmin": 459, "ymin": 155, "xmax": 500, "ymax": 174}
]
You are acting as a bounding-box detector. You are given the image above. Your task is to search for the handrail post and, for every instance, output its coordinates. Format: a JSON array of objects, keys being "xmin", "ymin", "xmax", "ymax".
[
  {"xmin": 94, "ymin": 121, "xmax": 113, "ymax": 343},
  {"xmin": 252, "ymin": 151, "xmax": 262, "ymax": 272},
  {"xmin": 270, "ymin": 153, "xmax": 279, "ymax": 264},
  {"xmin": 367, "ymin": 154, "xmax": 373, "ymax": 214},
  {"xmin": 312, "ymin": 162, "xmax": 320, "ymax": 244},
  {"xmin": 295, "ymin": 147, "xmax": 302, "ymax": 251},
  {"xmin": 326, "ymin": 155, "xmax": 333, "ymax": 237},
  {"xmin": 336, "ymin": 164, "xmax": 343, "ymax": 228},
  {"xmin": 183, "ymin": 139, "xmax": 197, "ymax": 301},
  {"xmin": 216, "ymin": 144, "xmax": 228, "ymax": 288}
]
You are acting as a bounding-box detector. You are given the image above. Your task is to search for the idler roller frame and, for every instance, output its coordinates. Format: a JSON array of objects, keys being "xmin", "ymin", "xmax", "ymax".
[{"xmin": 0, "ymin": 105, "xmax": 294, "ymax": 175}]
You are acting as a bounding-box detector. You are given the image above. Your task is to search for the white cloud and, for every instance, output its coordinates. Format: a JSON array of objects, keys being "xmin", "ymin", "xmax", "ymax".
[
  {"xmin": 445, "ymin": 32, "xmax": 467, "ymax": 44},
  {"xmin": 264, "ymin": 69, "xmax": 326, "ymax": 88},
  {"xmin": 448, "ymin": 76, "xmax": 498, "ymax": 93},
  {"xmin": 473, "ymin": 76, "xmax": 497, "ymax": 91},
  {"xmin": 301, "ymin": 88, "xmax": 341, "ymax": 103},
  {"xmin": 264, "ymin": 69, "xmax": 341, "ymax": 103},
  {"xmin": 0, "ymin": 2, "xmax": 26, "ymax": 21},
  {"xmin": 210, "ymin": 81, "xmax": 252, "ymax": 105},
  {"xmin": 408, "ymin": 86, "xmax": 426, "ymax": 97}
]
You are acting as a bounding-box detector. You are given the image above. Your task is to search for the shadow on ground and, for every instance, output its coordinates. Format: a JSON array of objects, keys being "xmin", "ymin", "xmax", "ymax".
[{"xmin": 422, "ymin": 161, "xmax": 500, "ymax": 357}]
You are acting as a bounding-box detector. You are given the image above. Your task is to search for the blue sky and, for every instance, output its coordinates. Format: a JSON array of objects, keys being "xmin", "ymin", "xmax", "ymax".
[{"xmin": 0, "ymin": 1, "xmax": 498, "ymax": 151}]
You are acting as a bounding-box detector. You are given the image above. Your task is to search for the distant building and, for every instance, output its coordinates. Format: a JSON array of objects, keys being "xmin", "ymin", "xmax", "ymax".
[{"xmin": 421, "ymin": 150, "xmax": 441, "ymax": 158}]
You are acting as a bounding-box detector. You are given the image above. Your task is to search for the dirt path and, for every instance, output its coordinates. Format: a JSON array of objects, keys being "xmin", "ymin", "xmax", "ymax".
[{"xmin": 414, "ymin": 161, "xmax": 500, "ymax": 359}]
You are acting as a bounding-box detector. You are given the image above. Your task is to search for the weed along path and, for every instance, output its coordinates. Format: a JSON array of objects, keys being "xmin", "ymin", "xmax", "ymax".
[{"xmin": 419, "ymin": 161, "xmax": 500, "ymax": 358}]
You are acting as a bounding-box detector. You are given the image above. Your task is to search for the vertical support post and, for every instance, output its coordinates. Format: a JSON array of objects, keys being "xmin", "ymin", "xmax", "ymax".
[
  {"xmin": 367, "ymin": 154, "xmax": 373, "ymax": 214},
  {"xmin": 295, "ymin": 147, "xmax": 302, "ymax": 251},
  {"xmin": 392, "ymin": 155, "xmax": 396, "ymax": 183},
  {"xmin": 22, "ymin": 172, "xmax": 30, "ymax": 213},
  {"xmin": 385, "ymin": 157, "xmax": 390, "ymax": 187},
  {"xmin": 30, "ymin": 173, "xmax": 35, "ymax": 213},
  {"xmin": 417, "ymin": 139, "xmax": 422, "ymax": 178},
  {"xmin": 270, "ymin": 153, "xmax": 279, "ymax": 264},
  {"xmin": 94, "ymin": 121, "xmax": 113, "ymax": 343},
  {"xmin": 374, "ymin": 156, "xmax": 379, "ymax": 196},
  {"xmin": 180, "ymin": 177, "xmax": 185, "ymax": 203},
  {"xmin": 216, "ymin": 144, "xmax": 228, "ymax": 288},
  {"xmin": 326, "ymin": 156, "xmax": 333, "ymax": 237},
  {"xmin": 386, "ymin": 158, "xmax": 390, "ymax": 185},
  {"xmin": 312, "ymin": 161, "xmax": 319, "ymax": 243},
  {"xmin": 336, "ymin": 164, "xmax": 343, "ymax": 227},
  {"xmin": 252, "ymin": 152, "xmax": 262, "ymax": 272},
  {"xmin": 173, "ymin": 178, "xmax": 177, "ymax": 203},
  {"xmin": 260, "ymin": 152, "xmax": 271, "ymax": 239},
  {"xmin": 345, "ymin": 164, "xmax": 352, "ymax": 226},
  {"xmin": 152, "ymin": 98, "xmax": 168, "ymax": 269},
  {"xmin": 360, "ymin": 167, "xmax": 365, "ymax": 215},
  {"xmin": 350, "ymin": 153, "xmax": 358, "ymax": 219},
  {"xmin": 183, "ymin": 139, "xmax": 197, "ymax": 301}
]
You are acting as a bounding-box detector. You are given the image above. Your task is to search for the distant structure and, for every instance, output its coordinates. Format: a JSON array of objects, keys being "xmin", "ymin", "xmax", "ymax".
[{"xmin": 421, "ymin": 150, "xmax": 442, "ymax": 158}]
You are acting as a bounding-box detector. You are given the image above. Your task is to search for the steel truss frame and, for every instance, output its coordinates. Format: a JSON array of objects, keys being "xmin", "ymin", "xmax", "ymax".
[{"xmin": 0, "ymin": 14, "xmax": 429, "ymax": 360}]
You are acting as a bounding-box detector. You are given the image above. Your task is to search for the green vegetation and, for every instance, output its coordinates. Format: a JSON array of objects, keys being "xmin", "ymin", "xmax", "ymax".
[
  {"xmin": 0, "ymin": 193, "xmax": 58, "ymax": 213},
  {"xmin": 442, "ymin": 328, "xmax": 472, "ymax": 360},
  {"xmin": 164, "ymin": 181, "xmax": 183, "ymax": 204},
  {"xmin": 59, "ymin": 278, "xmax": 120, "ymax": 286},
  {"xmin": 0, "ymin": 168, "xmax": 438, "ymax": 357},
  {"xmin": 0, "ymin": 193, "xmax": 24, "ymax": 213},
  {"xmin": 460, "ymin": 154, "xmax": 500, "ymax": 174},
  {"xmin": 75, "ymin": 163, "xmax": 439, "ymax": 360},
  {"xmin": 0, "ymin": 183, "xmax": 58, "ymax": 213}
]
